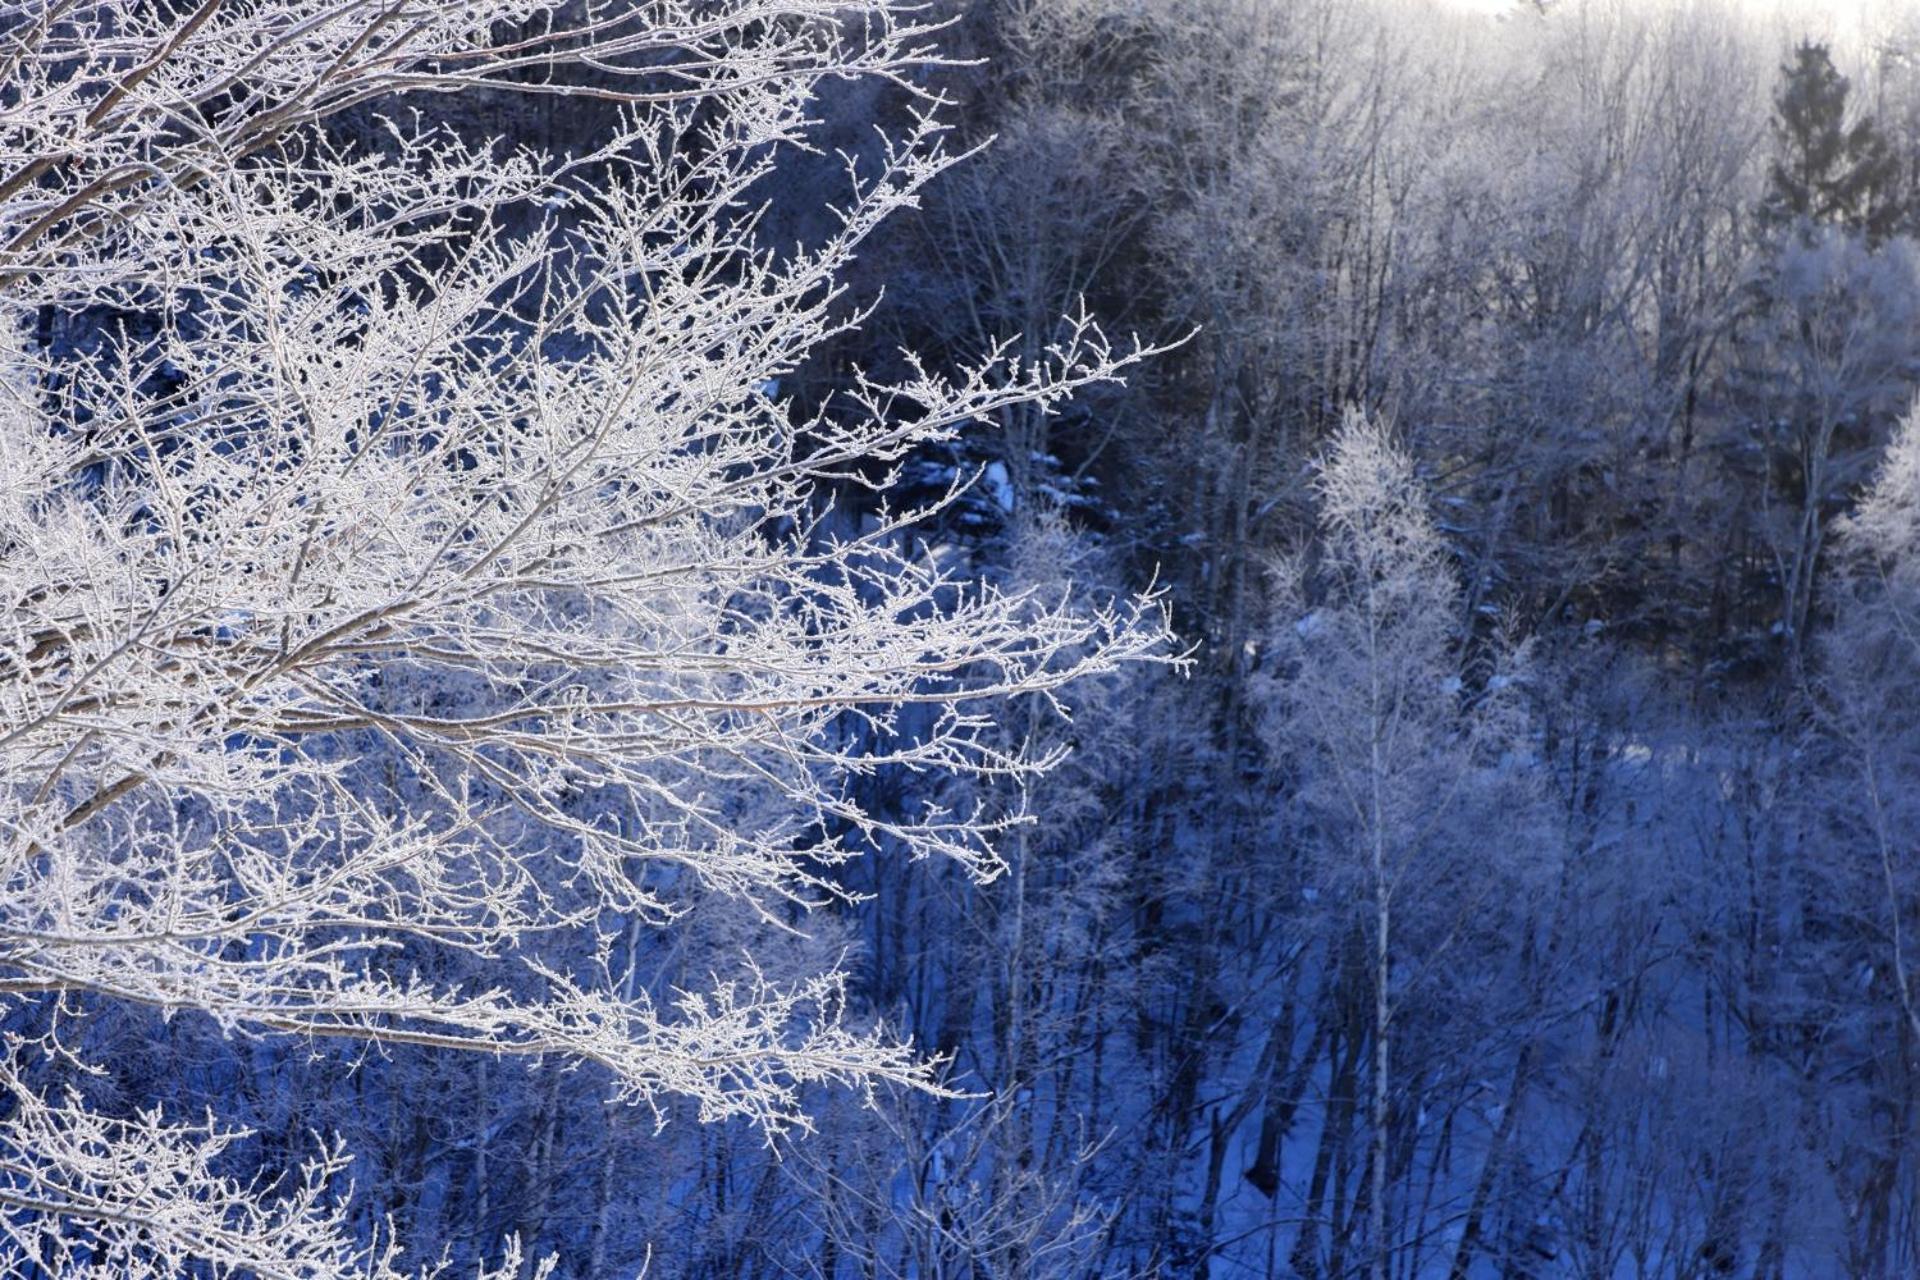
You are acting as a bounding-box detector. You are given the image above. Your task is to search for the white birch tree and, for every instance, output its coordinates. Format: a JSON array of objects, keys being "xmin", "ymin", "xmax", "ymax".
[
  {"xmin": 1260, "ymin": 411, "xmax": 1532, "ymax": 1280},
  {"xmin": 0, "ymin": 1, "xmax": 1173, "ymax": 1273}
]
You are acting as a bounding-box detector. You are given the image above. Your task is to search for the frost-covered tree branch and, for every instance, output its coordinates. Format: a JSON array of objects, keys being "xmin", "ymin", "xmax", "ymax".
[{"xmin": 0, "ymin": 0, "xmax": 1174, "ymax": 1271}]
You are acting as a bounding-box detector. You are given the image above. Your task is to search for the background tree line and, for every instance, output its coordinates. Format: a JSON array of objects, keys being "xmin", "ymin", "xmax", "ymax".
[{"xmin": 755, "ymin": 4, "xmax": 1920, "ymax": 1276}]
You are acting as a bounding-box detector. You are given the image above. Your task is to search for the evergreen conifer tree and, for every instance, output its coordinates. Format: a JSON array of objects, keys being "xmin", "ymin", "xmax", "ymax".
[{"xmin": 1761, "ymin": 41, "xmax": 1905, "ymax": 244}]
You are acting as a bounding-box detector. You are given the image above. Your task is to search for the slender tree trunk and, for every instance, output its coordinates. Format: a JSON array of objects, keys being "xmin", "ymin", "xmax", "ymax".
[
  {"xmin": 1246, "ymin": 1001, "xmax": 1312, "ymax": 1197},
  {"xmin": 1370, "ymin": 867, "xmax": 1390, "ymax": 1280},
  {"xmin": 473, "ymin": 1057, "xmax": 491, "ymax": 1253},
  {"xmin": 1293, "ymin": 1012, "xmax": 1355, "ymax": 1280},
  {"xmin": 1447, "ymin": 1042, "xmax": 1536, "ymax": 1280},
  {"xmin": 1368, "ymin": 595, "xmax": 1392, "ymax": 1280}
]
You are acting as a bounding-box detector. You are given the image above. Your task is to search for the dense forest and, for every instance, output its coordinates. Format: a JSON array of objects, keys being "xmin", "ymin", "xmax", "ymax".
[{"xmin": 9, "ymin": 0, "xmax": 1920, "ymax": 1277}]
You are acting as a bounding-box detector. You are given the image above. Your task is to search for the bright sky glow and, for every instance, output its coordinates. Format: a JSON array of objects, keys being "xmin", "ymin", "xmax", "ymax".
[{"xmin": 1432, "ymin": 0, "xmax": 1898, "ymax": 42}]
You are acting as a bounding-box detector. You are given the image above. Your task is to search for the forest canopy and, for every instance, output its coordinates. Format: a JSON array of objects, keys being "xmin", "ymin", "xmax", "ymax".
[{"xmin": 6, "ymin": 1, "xmax": 1920, "ymax": 1278}]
